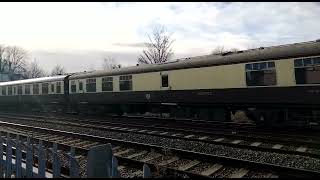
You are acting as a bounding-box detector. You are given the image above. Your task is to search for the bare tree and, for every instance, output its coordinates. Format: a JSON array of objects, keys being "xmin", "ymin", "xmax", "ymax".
[
  {"xmin": 5, "ymin": 46, "xmax": 29, "ymax": 74},
  {"xmin": 229, "ymin": 48, "xmax": 239, "ymax": 52},
  {"xmin": 102, "ymin": 56, "xmax": 119, "ymax": 70},
  {"xmin": 0, "ymin": 45, "xmax": 6, "ymax": 73},
  {"xmin": 211, "ymin": 45, "xmax": 239, "ymax": 55},
  {"xmin": 88, "ymin": 64, "xmax": 96, "ymax": 71},
  {"xmin": 247, "ymin": 44, "xmax": 262, "ymax": 50},
  {"xmin": 138, "ymin": 25, "xmax": 174, "ymax": 64},
  {"xmin": 211, "ymin": 45, "xmax": 226, "ymax": 55},
  {"xmin": 23, "ymin": 59, "xmax": 46, "ymax": 79},
  {"xmin": 51, "ymin": 64, "xmax": 66, "ymax": 76}
]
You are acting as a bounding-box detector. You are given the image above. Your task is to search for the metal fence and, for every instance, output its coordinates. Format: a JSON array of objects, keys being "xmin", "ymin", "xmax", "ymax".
[{"xmin": 0, "ymin": 132, "xmax": 152, "ymax": 178}]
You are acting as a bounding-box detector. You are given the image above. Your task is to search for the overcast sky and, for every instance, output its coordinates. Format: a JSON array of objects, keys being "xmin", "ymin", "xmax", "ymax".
[{"xmin": 0, "ymin": 2, "xmax": 320, "ymax": 73}]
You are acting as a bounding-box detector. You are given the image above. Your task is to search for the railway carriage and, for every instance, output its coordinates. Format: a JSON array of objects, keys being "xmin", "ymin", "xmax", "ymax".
[
  {"xmin": 67, "ymin": 40, "xmax": 320, "ymax": 127},
  {"xmin": 0, "ymin": 75, "xmax": 69, "ymax": 111},
  {"xmin": 1, "ymin": 40, "xmax": 320, "ymax": 128}
]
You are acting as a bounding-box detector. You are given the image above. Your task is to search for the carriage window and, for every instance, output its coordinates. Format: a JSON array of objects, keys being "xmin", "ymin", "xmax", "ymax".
[
  {"xmin": 304, "ymin": 59, "xmax": 312, "ymax": 66},
  {"xmin": 13, "ymin": 86, "xmax": 16, "ymax": 95},
  {"xmin": 102, "ymin": 77, "xmax": 113, "ymax": 91},
  {"xmin": 79, "ymin": 81, "xmax": 83, "ymax": 91},
  {"xmin": 71, "ymin": 81, "xmax": 76, "ymax": 93},
  {"xmin": 294, "ymin": 57, "xmax": 320, "ymax": 84},
  {"xmin": 119, "ymin": 75, "xmax": 132, "ymax": 91},
  {"xmin": 268, "ymin": 62, "xmax": 275, "ymax": 68},
  {"xmin": 86, "ymin": 78, "xmax": 96, "ymax": 92},
  {"xmin": 294, "ymin": 59, "xmax": 303, "ymax": 67},
  {"xmin": 42, "ymin": 83, "xmax": 49, "ymax": 94},
  {"xmin": 56, "ymin": 82, "xmax": 61, "ymax": 94},
  {"xmin": 2, "ymin": 87, "xmax": 6, "ymax": 95},
  {"xmin": 18, "ymin": 85, "xmax": 22, "ymax": 95},
  {"xmin": 8, "ymin": 86, "xmax": 12, "ymax": 95},
  {"xmin": 51, "ymin": 84, "xmax": 55, "ymax": 93},
  {"xmin": 161, "ymin": 74, "xmax": 169, "ymax": 87},
  {"xmin": 315, "ymin": 57, "xmax": 320, "ymax": 65},
  {"xmin": 245, "ymin": 61, "xmax": 276, "ymax": 86},
  {"xmin": 25, "ymin": 85, "xmax": 31, "ymax": 95},
  {"xmin": 33, "ymin": 84, "xmax": 39, "ymax": 95}
]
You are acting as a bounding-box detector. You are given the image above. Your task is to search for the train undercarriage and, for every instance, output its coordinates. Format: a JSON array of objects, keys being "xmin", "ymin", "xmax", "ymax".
[
  {"xmin": 74, "ymin": 103, "xmax": 320, "ymax": 130},
  {"xmin": 6, "ymin": 102, "xmax": 317, "ymax": 130},
  {"xmin": 1, "ymin": 100, "xmax": 319, "ymax": 130}
]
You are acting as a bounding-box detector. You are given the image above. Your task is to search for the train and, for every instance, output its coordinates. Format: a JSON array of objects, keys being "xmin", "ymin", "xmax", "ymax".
[{"xmin": 1, "ymin": 39, "xmax": 320, "ymax": 128}]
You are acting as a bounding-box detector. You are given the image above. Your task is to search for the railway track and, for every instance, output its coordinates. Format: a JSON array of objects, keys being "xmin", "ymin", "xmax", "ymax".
[
  {"xmin": 1, "ymin": 111, "xmax": 319, "ymax": 141},
  {"xmin": 0, "ymin": 123, "xmax": 278, "ymax": 178},
  {"xmin": 3, "ymin": 110, "xmax": 318, "ymax": 136},
  {"xmin": 0, "ymin": 113, "xmax": 320, "ymax": 160},
  {"xmin": 0, "ymin": 117, "xmax": 320, "ymax": 177}
]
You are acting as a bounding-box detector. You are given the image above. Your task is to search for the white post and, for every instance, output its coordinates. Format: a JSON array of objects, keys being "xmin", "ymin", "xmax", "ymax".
[
  {"xmin": 143, "ymin": 164, "xmax": 152, "ymax": 178},
  {"xmin": 87, "ymin": 143, "xmax": 113, "ymax": 178},
  {"xmin": 5, "ymin": 133, "xmax": 12, "ymax": 178},
  {"xmin": 15, "ymin": 135, "xmax": 22, "ymax": 178},
  {"xmin": 26, "ymin": 137, "xmax": 33, "ymax": 178},
  {"xmin": 111, "ymin": 156, "xmax": 120, "ymax": 177},
  {"xmin": 52, "ymin": 143, "xmax": 61, "ymax": 178},
  {"xmin": 69, "ymin": 147, "xmax": 79, "ymax": 178},
  {"xmin": 37, "ymin": 140, "xmax": 46, "ymax": 178},
  {"xmin": 0, "ymin": 134, "xmax": 3, "ymax": 178}
]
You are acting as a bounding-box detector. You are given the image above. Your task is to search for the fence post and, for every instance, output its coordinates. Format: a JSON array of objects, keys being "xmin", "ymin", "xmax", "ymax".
[
  {"xmin": 15, "ymin": 135, "xmax": 22, "ymax": 178},
  {"xmin": 111, "ymin": 156, "xmax": 120, "ymax": 178},
  {"xmin": 26, "ymin": 137, "xmax": 33, "ymax": 178},
  {"xmin": 69, "ymin": 147, "xmax": 79, "ymax": 178},
  {"xmin": 87, "ymin": 143, "xmax": 113, "ymax": 178},
  {"xmin": 106, "ymin": 143, "xmax": 112, "ymax": 177},
  {"xmin": 37, "ymin": 140, "xmax": 46, "ymax": 178},
  {"xmin": 0, "ymin": 134, "xmax": 3, "ymax": 178},
  {"xmin": 52, "ymin": 143, "xmax": 61, "ymax": 178},
  {"xmin": 5, "ymin": 133, "xmax": 12, "ymax": 178},
  {"xmin": 143, "ymin": 164, "xmax": 152, "ymax": 178}
]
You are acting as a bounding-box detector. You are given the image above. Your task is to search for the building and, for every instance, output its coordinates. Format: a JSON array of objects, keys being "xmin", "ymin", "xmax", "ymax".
[
  {"xmin": 0, "ymin": 73, "xmax": 10, "ymax": 82},
  {"xmin": 0, "ymin": 60, "xmax": 24, "ymax": 82},
  {"xmin": 0, "ymin": 72, "xmax": 24, "ymax": 82}
]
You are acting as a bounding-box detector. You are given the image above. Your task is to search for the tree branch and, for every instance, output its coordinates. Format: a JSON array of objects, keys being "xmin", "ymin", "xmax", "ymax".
[{"xmin": 137, "ymin": 25, "xmax": 175, "ymax": 64}]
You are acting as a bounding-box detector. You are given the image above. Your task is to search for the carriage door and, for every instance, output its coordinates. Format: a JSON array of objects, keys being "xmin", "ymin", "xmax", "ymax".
[
  {"xmin": 160, "ymin": 72, "xmax": 170, "ymax": 90},
  {"xmin": 78, "ymin": 80, "xmax": 84, "ymax": 93}
]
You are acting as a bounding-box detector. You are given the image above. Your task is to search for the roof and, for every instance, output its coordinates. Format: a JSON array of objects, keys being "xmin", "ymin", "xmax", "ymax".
[
  {"xmin": 69, "ymin": 39, "xmax": 320, "ymax": 80},
  {"xmin": 0, "ymin": 75, "xmax": 67, "ymax": 86}
]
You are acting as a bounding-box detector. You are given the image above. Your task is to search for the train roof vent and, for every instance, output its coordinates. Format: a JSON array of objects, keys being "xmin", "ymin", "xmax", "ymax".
[
  {"xmin": 158, "ymin": 60, "xmax": 179, "ymax": 65},
  {"xmin": 221, "ymin": 51, "xmax": 233, "ymax": 56}
]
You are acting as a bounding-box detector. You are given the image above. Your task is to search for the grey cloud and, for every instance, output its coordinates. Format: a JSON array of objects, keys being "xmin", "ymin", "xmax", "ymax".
[
  {"xmin": 27, "ymin": 2, "xmax": 320, "ymax": 73},
  {"xmin": 30, "ymin": 50, "xmax": 195, "ymax": 73},
  {"xmin": 99, "ymin": 2, "xmax": 135, "ymax": 8},
  {"xmin": 112, "ymin": 42, "xmax": 149, "ymax": 48},
  {"xmin": 157, "ymin": 2, "xmax": 320, "ymax": 48}
]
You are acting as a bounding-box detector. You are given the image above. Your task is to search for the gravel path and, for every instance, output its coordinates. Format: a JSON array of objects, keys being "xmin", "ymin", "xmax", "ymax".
[
  {"xmin": 282, "ymin": 145, "xmax": 299, "ymax": 151},
  {"xmin": 147, "ymin": 155, "xmax": 173, "ymax": 164},
  {"xmin": 167, "ymin": 159, "xmax": 192, "ymax": 169},
  {"xmin": 119, "ymin": 167, "xmax": 142, "ymax": 178},
  {"xmin": 134, "ymin": 151, "xmax": 161, "ymax": 161},
  {"xmin": 307, "ymin": 148, "xmax": 320, "ymax": 155},
  {"xmin": 258, "ymin": 143, "xmax": 275, "ymax": 148},
  {"xmin": 243, "ymin": 169, "xmax": 275, "ymax": 178},
  {"xmin": 211, "ymin": 167, "xmax": 241, "ymax": 178},
  {"xmin": 188, "ymin": 162, "xmax": 213, "ymax": 174}
]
